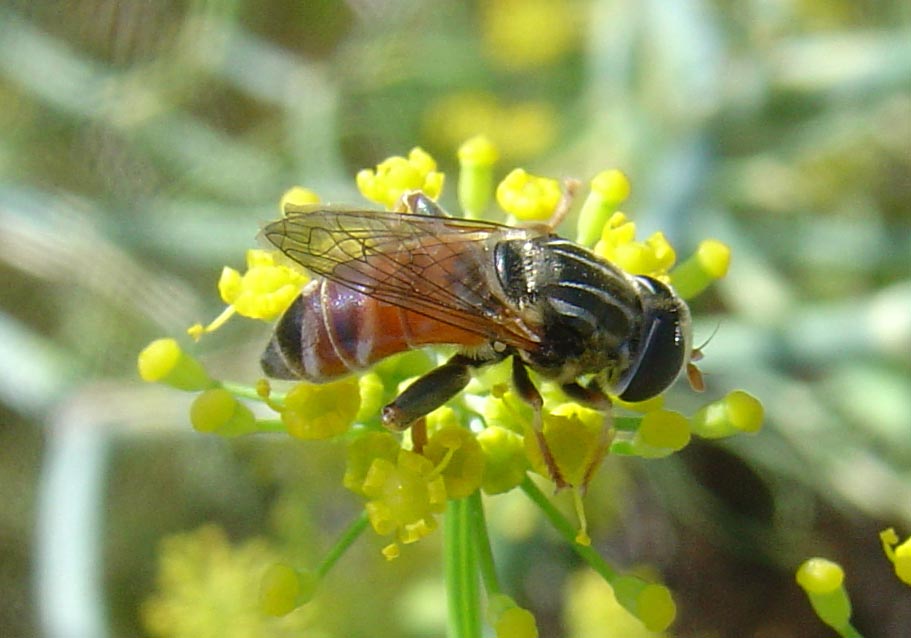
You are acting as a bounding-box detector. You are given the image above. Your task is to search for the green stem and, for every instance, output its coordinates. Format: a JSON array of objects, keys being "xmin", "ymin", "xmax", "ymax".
[
  {"xmin": 445, "ymin": 498, "xmax": 481, "ymax": 638},
  {"xmin": 252, "ymin": 419, "xmax": 287, "ymax": 433},
  {"xmin": 837, "ymin": 623, "xmax": 864, "ymax": 638},
  {"xmin": 519, "ymin": 475, "xmax": 619, "ymax": 584},
  {"xmin": 469, "ymin": 490, "xmax": 501, "ymax": 596},
  {"xmin": 221, "ymin": 380, "xmax": 286, "ymax": 403},
  {"xmin": 316, "ymin": 512, "xmax": 369, "ymax": 579}
]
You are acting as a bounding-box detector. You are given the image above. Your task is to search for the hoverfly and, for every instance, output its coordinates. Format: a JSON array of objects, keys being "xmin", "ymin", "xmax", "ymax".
[{"xmin": 261, "ymin": 190, "xmax": 695, "ymax": 487}]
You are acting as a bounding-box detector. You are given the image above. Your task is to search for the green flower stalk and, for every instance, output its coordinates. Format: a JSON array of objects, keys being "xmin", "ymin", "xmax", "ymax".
[
  {"xmin": 458, "ymin": 135, "xmax": 499, "ymax": 218},
  {"xmin": 670, "ymin": 239, "xmax": 731, "ymax": 300},
  {"xmin": 796, "ymin": 558, "xmax": 863, "ymax": 638},
  {"xmin": 138, "ymin": 139, "xmax": 758, "ymax": 637},
  {"xmin": 576, "ymin": 169, "xmax": 631, "ymax": 247}
]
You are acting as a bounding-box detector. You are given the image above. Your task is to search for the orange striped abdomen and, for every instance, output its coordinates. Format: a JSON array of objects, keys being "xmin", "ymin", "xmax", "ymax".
[{"xmin": 260, "ymin": 279, "xmax": 487, "ymax": 381}]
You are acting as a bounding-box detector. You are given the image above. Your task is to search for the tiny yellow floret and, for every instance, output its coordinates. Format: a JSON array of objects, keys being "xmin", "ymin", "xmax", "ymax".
[
  {"xmin": 280, "ymin": 186, "xmax": 320, "ymax": 212},
  {"xmin": 636, "ymin": 584, "xmax": 677, "ymax": 632},
  {"xmin": 424, "ymin": 423, "xmax": 485, "ymax": 499},
  {"xmin": 612, "ymin": 576, "xmax": 677, "ymax": 632},
  {"xmin": 496, "ymin": 168, "xmax": 561, "ymax": 221},
  {"xmin": 477, "ymin": 425, "xmax": 529, "ymax": 494},
  {"xmin": 795, "ymin": 557, "xmax": 854, "ymax": 632},
  {"xmin": 880, "ymin": 528, "xmax": 911, "ymax": 586},
  {"xmin": 361, "ymin": 449, "xmax": 447, "ymax": 555},
  {"xmin": 796, "ymin": 558, "xmax": 844, "ymax": 593},
  {"xmin": 356, "ymin": 147, "xmax": 444, "ymax": 208},
  {"xmin": 595, "ymin": 212, "xmax": 676, "ymax": 278},
  {"xmin": 591, "ymin": 169, "xmax": 631, "ymax": 205},
  {"xmin": 137, "ymin": 338, "xmax": 215, "ymax": 391},
  {"xmin": 458, "ymin": 135, "xmax": 500, "ymax": 166},
  {"xmin": 189, "ymin": 249, "xmax": 308, "ymax": 339},
  {"xmin": 259, "ymin": 564, "xmax": 317, "ymax": 617},
  {"xmin": 190, "ymin": 388, "xmax": 257, "ymax": 437},
  {"xmin": 494, "ymin": 606, "xmax": 539, "ymax": 638},
  {"xmin": 525, "ymin": 403, "xmax": 608, "ymax": 488},
  {"xmin": 691, "ymin": 390, "xmax": 764, "ymax": 439},
  {"xmin": 634, "ymin": 409, "xmax": 691, "ymax": 457},
  {"xmin": 280, "ymin": 377, "xmax": 360, "ymax": 440}
]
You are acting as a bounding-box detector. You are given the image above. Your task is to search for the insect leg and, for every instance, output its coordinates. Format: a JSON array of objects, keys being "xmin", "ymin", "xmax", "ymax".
[
  {"xmin": 545, "ymin": 178, "xmax": 581, "ymax": 231},
  {"xmin": 561, "ymin": 379, "xmax": 614, "ymax": 491},
  {"xmin": 394, "ymin": 190, "xmax": 448, "ymax": 217},
  {"xmin": 511, "ymin": 357, "xmax": 568, "ymax": 489},
  {"xmin": 381, "ymin": 354, "xmax": 478, "ymax": 431},
  {"xmin": 560, "ymin": 379, "xmax": 612, "ymax": 410}
]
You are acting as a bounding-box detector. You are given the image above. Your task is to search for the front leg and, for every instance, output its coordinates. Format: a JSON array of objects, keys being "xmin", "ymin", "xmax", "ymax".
[
  {"xmin": 561, "ymin": 378, "xmax": 612, "ymax": 410},
  {"xmin": 381, "ymin": 354, "xmax": 478, "ymax": 431}
]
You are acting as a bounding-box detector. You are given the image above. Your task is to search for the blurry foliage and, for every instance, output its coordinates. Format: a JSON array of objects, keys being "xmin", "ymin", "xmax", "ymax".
[{"xmin": 1, "ymin": 0, "xmax": 909, "ymax": 637}]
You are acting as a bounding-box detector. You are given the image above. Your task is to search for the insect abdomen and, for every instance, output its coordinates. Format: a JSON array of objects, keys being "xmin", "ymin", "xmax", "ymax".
[{"xmin": 261, "ymin": 279, "xmax": 486, "ymax": 382}]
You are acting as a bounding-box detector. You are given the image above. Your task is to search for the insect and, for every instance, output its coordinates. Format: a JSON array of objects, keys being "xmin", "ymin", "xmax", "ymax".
[{"xmin": 261, "ymin": 190, "xmax": 696, "ymax": 487}]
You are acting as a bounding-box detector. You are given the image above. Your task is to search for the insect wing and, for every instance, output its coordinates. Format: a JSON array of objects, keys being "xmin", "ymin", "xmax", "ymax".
[{"xmin": 263, "ymin": 209, "xmax": 542, "ymax": 348}]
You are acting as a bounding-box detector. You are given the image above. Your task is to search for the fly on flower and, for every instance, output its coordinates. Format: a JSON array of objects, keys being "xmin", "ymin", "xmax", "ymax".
[{"xmin": 260, "ymin": 190, "xmax": 696, "ymax": 488}]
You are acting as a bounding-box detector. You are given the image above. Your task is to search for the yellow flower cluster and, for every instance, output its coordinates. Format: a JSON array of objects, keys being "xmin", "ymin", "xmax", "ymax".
[
  {"xmin": 595, "ymin": 212, "xmax": 677, "ymax": 279},
  {"xmin": 136, "ymin": 140, "xmax": 756, "ymax": 636},
  {"xmin": 496, "ymin": 168, "xmax": 562, "ymax": 221},
  {"xmin": 356, "ymin": 147, "xmax": 444, "ymax": 208}
]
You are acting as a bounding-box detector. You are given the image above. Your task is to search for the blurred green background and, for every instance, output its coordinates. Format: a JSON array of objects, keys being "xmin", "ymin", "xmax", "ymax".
[{"xmin": 1, "ymin": 1, "xmax": 909, "ymax": 637}]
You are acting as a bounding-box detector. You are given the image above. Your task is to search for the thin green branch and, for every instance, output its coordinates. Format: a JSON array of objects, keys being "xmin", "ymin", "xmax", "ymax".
[
  {"xmin": 469, "ymin": 490, "xmax": 501, "ymax": 596},
  {"xmin": 445, "ymin": 498, "xmax": 481, "ymax": 638},
  {"xmin": 519, "ymin": 475, "xmax": 619, "ymax": 584},
  {"xmin": 316, "ymin": 512, "xmax": 369, "ymax": 579}
]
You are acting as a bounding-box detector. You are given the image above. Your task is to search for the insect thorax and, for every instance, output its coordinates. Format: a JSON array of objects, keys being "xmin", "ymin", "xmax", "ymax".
[{"xmin": 493, "ymin": 235, "xmax": 644, "ymax": 382}]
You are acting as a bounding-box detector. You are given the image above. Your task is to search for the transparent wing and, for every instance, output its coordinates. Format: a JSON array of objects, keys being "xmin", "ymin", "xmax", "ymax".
[{"xmin": 262, "ymin": 208, "xmax": 544, "ymax": 349}]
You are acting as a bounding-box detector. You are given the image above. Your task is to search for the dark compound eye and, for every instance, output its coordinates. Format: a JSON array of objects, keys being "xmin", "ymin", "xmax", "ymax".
[{"xmin": 618, "ymin": 277, "xmax": 690, "ymax": 402}]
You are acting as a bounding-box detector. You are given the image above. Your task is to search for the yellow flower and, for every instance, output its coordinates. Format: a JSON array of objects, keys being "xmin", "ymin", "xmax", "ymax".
[
  {"xmin": 496, "ymin": 168, "xmax": 562, "ymax": 221},
  {"xmin": 356, "ymin": 147, "xmax": 444, "ymax": 208},
  {"xmin": 477, "ymin": 425, "xmax": 529, "ymax": 495},
  {"xmin": 279, "ymin": 186, "xmax": 320, "ymax": 212},
  {"xmin": 188, "ymin": 249, "xmax": 308, "ymax": 339},
  {"xmin": 361, "ymin": 449, "xmax": 448, "ymax": 559},
  {"xmin": 279, "ymin": 377, "xmax": 361, "ymax": 440},
  {"xmin": 423, "ymin": 417, "xmax": 486, "ymax": 499},
  {"xmin": 880, "ymin": 528, "xmax": 911, "ymax": 586},
  {"xmin": 524, "ymin": 402, "xmax": 609, "ymax": 489},
  {"xmin": 595, "ymin": 212, "xmax": 676, "ymax": 278},
  {"xmin": 343, "ymin": 431, "xmax": 402, "ymax": 497}
]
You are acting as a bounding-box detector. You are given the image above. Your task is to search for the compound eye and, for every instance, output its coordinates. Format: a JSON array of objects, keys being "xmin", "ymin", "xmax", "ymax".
[{"xmin": 618, "ymin": 287, "xmax": 689, "ymax": 402}]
